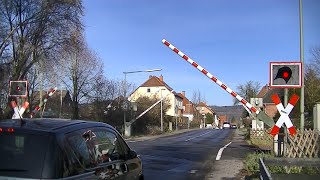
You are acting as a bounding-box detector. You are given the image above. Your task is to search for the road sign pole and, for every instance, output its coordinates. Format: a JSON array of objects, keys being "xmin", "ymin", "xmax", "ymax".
[{"xmin": 283, "ymin": 88, "xmax": 288, "ymax": 156}]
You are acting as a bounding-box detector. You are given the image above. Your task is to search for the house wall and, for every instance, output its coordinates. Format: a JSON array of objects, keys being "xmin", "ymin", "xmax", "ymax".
[
  {"xmin": 198, "ymin": 106, "xmax": 213, "ymax": 115},
  {"xmin": 129, "ymin": 86, "xmax": 182, "ymax": 117},
  {"xmin": 264, "ymin": 103, "xmax": 278, "ymax": 119}
]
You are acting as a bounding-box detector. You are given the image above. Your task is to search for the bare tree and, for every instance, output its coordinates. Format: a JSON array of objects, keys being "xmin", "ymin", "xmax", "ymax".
[
  {"xmin": 191, "ymin": 89, "xmax": 206, "ymax": 105},
  {"xmin": 310, "ymin": 46, "xmax": 320, "ymax": 76},
  {"xmin": 0, "ymin": 0, "xmax": 83, "ymax": 118},
  {"xmin": 301, "ymin": 51, "xmax": 320, "ymax": 128},
  {"xmin": 53, "ymin": 31, "xmax": 103, "ymax": 119},
  {"xmin": 233, "ymin": 81, "xmax": 261, "ymax": 105},
  {"xmin": 0, "ymin": 0, "xmax": 83, "ymax": 80}
]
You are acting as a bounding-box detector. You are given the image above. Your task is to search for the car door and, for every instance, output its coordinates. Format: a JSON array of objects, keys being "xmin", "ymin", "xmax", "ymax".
[
  {"xmin": 85, "ymin": 128, "xmax": 129, "ymax": 180},
  {"xmin": 62, "ymin": 128, "xmax": 128, "ymax": 180},
  {"xmin": 116, "ymin": 135, "xmax": 143, "ymax": 180}
]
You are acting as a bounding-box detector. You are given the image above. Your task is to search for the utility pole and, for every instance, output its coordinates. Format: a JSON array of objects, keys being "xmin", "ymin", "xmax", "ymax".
[
  {"xmin": 299, "ymin": 0, "xmax": 305, "ymax": 131},
  {"xmin": 160, "ymin": 89, "xmax": 164, "ymax": 132},
  {"xmin": 187, "ymin": 104, "xmax": 190, "ymax": 129},
  {"xmin": 161, "ymin": 91, "xmax": 163, "ymax": 131},
  {"xmin": 175, "ymin": 105, "xmax": 178, "ymax": 131}
]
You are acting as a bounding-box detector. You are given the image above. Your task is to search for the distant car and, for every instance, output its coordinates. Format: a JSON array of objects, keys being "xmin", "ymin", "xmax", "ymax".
[
  {"xmin": 223, "ymin": 122, "xmax": 231, "ymax": 129},
  {"xmin": 231, "ymin": 124, "xmax": 237, "ymax": 129},
  {"xmin": 206, "ymin": 124, "xmax": 213, "ymax": 129},
  {"xmin": 0, "ymin": 118, "xmax": 144, "ymax": 180}
]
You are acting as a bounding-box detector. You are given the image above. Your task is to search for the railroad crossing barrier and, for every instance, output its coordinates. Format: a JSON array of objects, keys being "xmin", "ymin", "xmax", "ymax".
[{"xmin": 161, "ymin": 39, "xmax": 275, "ymax": 128}]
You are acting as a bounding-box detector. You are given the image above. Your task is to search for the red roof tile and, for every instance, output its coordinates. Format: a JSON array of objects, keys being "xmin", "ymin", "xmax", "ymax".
[{"xmin": 136, "ymin": 75, "xmax": 181, "ymax": 97}]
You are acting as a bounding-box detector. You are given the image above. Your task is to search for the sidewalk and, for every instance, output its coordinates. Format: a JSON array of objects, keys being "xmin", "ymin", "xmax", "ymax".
[{"xmin": 206, "ymin": 129, "xmax": 252, "ymax": 180}]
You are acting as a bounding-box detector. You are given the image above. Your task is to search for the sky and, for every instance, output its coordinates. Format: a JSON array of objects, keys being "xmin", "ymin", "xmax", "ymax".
[{"xmin": 83, "ymin": 0, "xmax": 320, "ymax": 106}]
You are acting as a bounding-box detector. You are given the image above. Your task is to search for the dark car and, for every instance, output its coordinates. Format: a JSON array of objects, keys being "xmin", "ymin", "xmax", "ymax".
[{"xmin": 0, "ymin": 118, "xmax": 143, "ymax": 180}]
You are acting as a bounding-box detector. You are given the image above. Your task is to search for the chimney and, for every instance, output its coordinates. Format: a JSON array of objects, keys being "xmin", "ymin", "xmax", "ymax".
[
  {"xmin": 182, "ymin": 91, "xmax": 185, "ymax": 97},
  {"xmin": 159, "ymin": 75, "xmax": 163, "ymax": 81},
  {"xmin": 149, "ymin": 75, "xmax": 153, "ymax": 79}
]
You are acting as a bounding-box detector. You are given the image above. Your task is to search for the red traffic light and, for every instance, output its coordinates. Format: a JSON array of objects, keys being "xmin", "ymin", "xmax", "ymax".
[
  {"xmin": 282, "ymin": 71, "xmax": 289, "ymax": 78},
  {"xmin": 16, "ymin": 86, "xmax": 21, "ymax": 91},
  {"xmin": 9, "ymin": 81, "xmax": 28, "ymax": 97},
  {"xmin": 270, "ymin": 62, "xmax": 302, "ymax": 88},
  {"xmin": 274, "ymin": 66, "xmax": 292, "ymax": 83}
]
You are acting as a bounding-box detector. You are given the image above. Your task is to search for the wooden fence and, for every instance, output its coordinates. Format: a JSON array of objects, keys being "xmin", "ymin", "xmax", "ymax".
[
  {"xmin": 251, "ymin": 129, "xmax": 320, "ymax": 174},
  {"xmin": 250, "ymin": 129, "xmax": 273, "ymax": 150},
  {"xmin": 250, "ymin": 129, "xmax": 320, "ymax": 157},
  {"xmin": 286, "ymin": 129, "xmax": 320, "ymax": 158}
]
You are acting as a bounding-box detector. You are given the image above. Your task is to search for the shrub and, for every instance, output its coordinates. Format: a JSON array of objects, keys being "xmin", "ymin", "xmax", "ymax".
[{"xmin": 244, "ymin": 152, "xmax": 284, "ymax": 174}]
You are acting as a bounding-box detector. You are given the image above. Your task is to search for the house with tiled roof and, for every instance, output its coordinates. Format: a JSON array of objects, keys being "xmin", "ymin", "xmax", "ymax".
[
  {"xmin": 218, "ymin": 114, "xmax": 228, "ymax": 127},
  {"xmin": 179, "ymin": 91, "xmax": 195, "ymax": 117},
  {"xmin": 196, "ymin": 102, "xmax": 215, "ymax": 115},
  {"xmin": 257, "ymin": 84, "xmax": 284, "ymax": 119},
  {"xmin": 177, "ymin": 91, "xmax": 202, "ymax": 127},
  {"xmin": 129, "ymin": 75, "xmax": 183, "ymax": 118},
  {"xmin": 196, "ymin": 102, "xmax": 219, "ymax": 128}
]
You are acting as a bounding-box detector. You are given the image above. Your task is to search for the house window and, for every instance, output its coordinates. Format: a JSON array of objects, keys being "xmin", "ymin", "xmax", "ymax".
[{"xmin": 147, "ymin": 88, "xmax": 150, "ymax": 93}]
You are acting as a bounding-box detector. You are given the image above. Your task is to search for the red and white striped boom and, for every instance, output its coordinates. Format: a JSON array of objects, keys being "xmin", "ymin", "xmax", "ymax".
[
  {"xmin": 162, "ymin": 39, "xmax": 259, "ymax": 114},
  {"xmin": 29, "ymin": 87, "xmax": 57, "ymax": 118}
]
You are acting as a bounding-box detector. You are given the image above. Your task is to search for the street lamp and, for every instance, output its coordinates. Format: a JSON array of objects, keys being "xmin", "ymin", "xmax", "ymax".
[{"xmin": 123, "ymin": 68, "xmax": 162, "ymax": 136}]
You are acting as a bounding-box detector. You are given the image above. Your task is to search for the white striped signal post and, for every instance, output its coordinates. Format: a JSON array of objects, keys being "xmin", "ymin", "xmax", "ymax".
[
  {"xmin": 162, "ymin": 40, "xmax": 259, "ymax": 114},
  {"xmin": 271, "ymin": 94, "xmax": 299, "ymax": 136},
  {"xmin": 11, "ymin": 101, "xmax": 29, "ymax": 119}
]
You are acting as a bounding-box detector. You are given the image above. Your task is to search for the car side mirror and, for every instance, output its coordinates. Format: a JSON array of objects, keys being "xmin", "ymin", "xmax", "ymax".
[{"xmin": 128, "ymin": 150, "xmax": 138, "ymax": 159}]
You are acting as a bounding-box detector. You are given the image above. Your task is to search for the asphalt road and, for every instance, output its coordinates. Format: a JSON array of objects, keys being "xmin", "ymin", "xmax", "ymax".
[{"xmin": 127, "ymin": 128, "xmax": 235, "ymax": 180}]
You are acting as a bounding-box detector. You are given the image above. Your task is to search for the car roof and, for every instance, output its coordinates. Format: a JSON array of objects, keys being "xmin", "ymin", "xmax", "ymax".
[{"xmin": 0, "ymin": 118, "xmax": 114, "ymax": 133}]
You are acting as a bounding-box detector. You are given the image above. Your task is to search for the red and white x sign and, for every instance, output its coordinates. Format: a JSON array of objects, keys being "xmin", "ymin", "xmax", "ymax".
[
  {"xmin": 270, "ymin": 94, "xmax": 299, "ymax": 136},
  {"xmin": 11, "ymin": 101, "xmax": 29, "ymax": 119}
]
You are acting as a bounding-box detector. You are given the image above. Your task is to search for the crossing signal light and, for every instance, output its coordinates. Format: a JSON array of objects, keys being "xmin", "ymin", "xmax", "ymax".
[
  {"xmin": 270, "ymin": 62, "xmax": 302, "ymax": 88},
  {"xmin": 9, "ymin": 81, "xmax": 28, "ymax": 97},
  {"xmin": 274, "ymin": 66, "xmax": 292, "ymax": 83}
]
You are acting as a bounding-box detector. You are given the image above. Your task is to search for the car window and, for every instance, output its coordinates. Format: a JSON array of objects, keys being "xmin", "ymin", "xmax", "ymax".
[
  {"xmin": 116, "ymin": 134, "xmax": 130, "ymax": 157},
  {"xmin": 86, "ymin": 129, "xmax": 125, "ymax": 164},
  {"xmin": 65, "ymin": 128, "xmax": 126, "ymax": 172},
  {"xmin": 0, "ymin": 131, "xmax": 50, "ymax": 179},
  {"xmin": 61, "ymin": 130, "xmax": 91, "ymax": 178}
]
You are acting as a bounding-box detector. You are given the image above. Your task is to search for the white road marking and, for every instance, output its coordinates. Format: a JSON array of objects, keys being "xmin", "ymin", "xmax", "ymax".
[
  {"xmin": 215, "ymin": 141, "xmax": 232, "ymax": 161},
  {"xmin": 126, "ymin": 139, "xmax": 146, "ymax": 143},
  {"xmin": 185, "ymin": 131, "xmax": 211, "ymax": 142},
  {"xmin": 189, "ymin": 170, "xmax": 198, "ymax": 174},
  {"xmin": 126, "ymin": 140, "xmax": 138, "ymax": 143}
]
